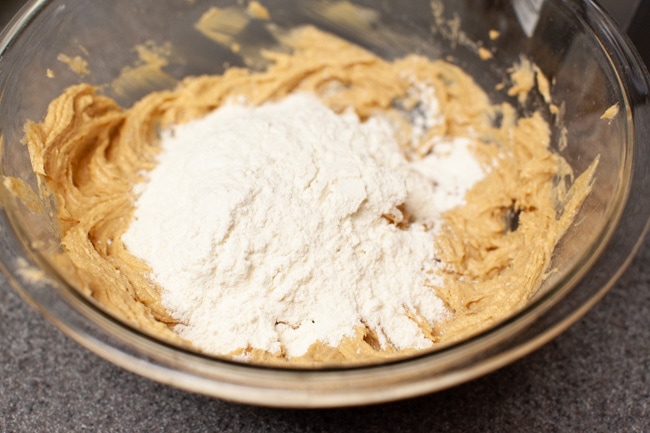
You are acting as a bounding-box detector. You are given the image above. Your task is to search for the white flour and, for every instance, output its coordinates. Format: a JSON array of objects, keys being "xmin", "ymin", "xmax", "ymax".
[{"xmin": 122, "ymin": 92, "xmax": 485, "ymax": 358}]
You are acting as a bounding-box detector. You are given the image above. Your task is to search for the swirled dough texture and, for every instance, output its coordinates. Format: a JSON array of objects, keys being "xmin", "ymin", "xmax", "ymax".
[{"xmin": 23, "ymin": 27, "xmax": 595, "ymax": 365}]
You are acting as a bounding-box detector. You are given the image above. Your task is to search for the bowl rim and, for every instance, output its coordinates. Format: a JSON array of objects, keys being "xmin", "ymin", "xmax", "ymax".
[{"xmin": 0, "ymin": 0, "xmax": 649, "ymax": 407}]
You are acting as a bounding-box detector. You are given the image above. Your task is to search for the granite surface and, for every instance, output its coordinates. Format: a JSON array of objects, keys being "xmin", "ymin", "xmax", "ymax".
[
  {"xmin": 1, "ymin": 1, "xmax": 649, "ymax": 432},
  {"xmin": 1, "ymin": 238, "xmax": 647, "ymax": 432}
]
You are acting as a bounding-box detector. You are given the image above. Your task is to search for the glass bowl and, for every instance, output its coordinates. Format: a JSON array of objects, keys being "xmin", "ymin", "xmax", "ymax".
[{"xmin": 0, "ymin": 0, "xmax": 648, "ymax": 407}]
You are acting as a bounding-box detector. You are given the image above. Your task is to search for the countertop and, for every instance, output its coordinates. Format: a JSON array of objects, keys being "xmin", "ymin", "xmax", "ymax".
[{"xmin": 1, "ymin": 1, "xmax": 649, "ymax": 432}]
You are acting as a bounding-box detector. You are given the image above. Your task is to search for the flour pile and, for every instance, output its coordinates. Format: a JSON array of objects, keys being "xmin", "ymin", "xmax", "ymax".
[{"xmin": 122, "ymin": 92, "xmax": 485, "ymax": 358}]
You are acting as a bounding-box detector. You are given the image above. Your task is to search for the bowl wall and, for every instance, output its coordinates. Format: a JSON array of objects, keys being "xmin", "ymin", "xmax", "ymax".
[{"xmin": 0, "ymin": 0, "xmax": 648, "ymax": 407}]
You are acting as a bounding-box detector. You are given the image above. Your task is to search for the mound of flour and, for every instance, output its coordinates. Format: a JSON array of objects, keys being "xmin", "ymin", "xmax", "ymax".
[{"xmin": 122, "ymin": 92, "xmax": 484, "ymax": 357}]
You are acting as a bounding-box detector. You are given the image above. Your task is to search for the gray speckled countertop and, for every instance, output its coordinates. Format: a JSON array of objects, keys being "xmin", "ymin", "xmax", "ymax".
[
  {"xmin": 1, "ymin": 1, "xmax": 649, "ymax": 431},
  {"xmin": 1, "ymin": 237, "xmax": 647, "ymax": 432}
]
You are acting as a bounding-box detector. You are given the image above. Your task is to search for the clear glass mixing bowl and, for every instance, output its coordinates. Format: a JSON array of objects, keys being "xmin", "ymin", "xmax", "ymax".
[{"xmin": 0, "ymin": 0, "xmax": 648, "ymax": 407}]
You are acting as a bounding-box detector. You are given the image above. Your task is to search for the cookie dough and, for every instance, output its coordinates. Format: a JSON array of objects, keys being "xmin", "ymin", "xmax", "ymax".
[{"xmin": 21, "ymin": 26, "xmax": 596, "ymax": 365}]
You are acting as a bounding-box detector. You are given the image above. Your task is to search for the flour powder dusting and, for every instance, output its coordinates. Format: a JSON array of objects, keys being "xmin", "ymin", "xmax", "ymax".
[{"xmin": 122, "ymin": 93, "xmax": 485, "ymax": 358}]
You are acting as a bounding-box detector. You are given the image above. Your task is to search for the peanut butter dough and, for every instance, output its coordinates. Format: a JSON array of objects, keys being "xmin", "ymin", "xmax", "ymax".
[{"xmin": 21, "ymin": 26, "xmax": 596, "ymax": 366}]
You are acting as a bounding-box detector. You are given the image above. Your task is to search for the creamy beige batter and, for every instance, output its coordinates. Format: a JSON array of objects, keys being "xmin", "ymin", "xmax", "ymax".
[{"xmin": 19, "ymin": 26, "xmax": 596, "ymax": 365}]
